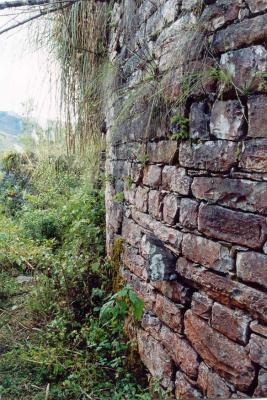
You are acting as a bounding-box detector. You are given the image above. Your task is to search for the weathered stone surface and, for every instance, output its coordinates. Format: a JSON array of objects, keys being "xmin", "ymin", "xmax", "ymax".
[
  {"xmin": 182, "ymin": 233, "xmax": 233, "ymax": 273},
  {"xmin": 143, "ymin": 165, "xmax": 162, "ymax": 188},
  {"xmin": 123, "ymin": 244, "xmax": 148, "ymax": 281},
  {"xmin": 240, "ymin": 139, "xmax": 267, "ymax": 173},
  {"xmin": 137, "ymin": 330, "xmax": 174, "ymax": 388},
  {"xmin": 148, "ymin": 190, "xmax": 163, "ymax": 220},
  {"xmin": 185, "ymin": 310, "xmax": 255, "ymax": 390},
  {"xmin": 197, "ymin": 362, "xmax": 231, "ymax": 399},
  {"xmin": 198, "ymin": 204, "xmax": 267, "ymax": 249},
  {"xmin": 250, "ymin": 321, "xmax": 267, "ymax": 338},
  {"xmin": 151, "ymin": 280, "xmax": 191, "ymax": 305},
  {"xmin": 145, "ymin": 0, "xmax": 180, "ymax": 39},
  {"xmin": 130, "ymin": 162, "xmax": 143, "ymax": 184},
  {"xmin": 211, "ymin": 302, "xmax": 251, "ymax": 344},
  {"xmin": 154, "ymin": 294, "xmax": 183, "ymax": 332},
  {"xmin": 142, "ymin": 235, "xmax": 177, "ymax": 281},
  {"xmin": 248, "ymin": 95, "xmax": 267, "ymax": 139},
  {"xmin": 248, "ymin": 334, "xmax": 267, "ymax": 368},
  {"xmin": 132, "ymin": 210, "xmax": 183, "ymax": 250},
  {"xmin": 220, "ymin": 46, "xmax": 267, "ymax": 92},
  {"xmin": 175, "ymin": 371, "xmax": 202, "ymax": 399},
  {"xmin": 201, "ymin": 0, "xmax": 242, "ymax": 31},
  {"xmin": 192, "ymin": 177, "xmax": 267, "ymax": 215},
  {"xmin": 135, "ymin": 186, "xmax": 149, "ymax": 212},
  {"xmin": 246, "ymin": 0, "xmax": 267, "ymax": 13},
  {"xmin": 124, "ymin": 184, "xmax": 136, "ymax": 204},
  {"xmin": 179, "ymin": 141, "xmax": 238, "ymax": 172},
  {"xmin": 189, "ymin": 102, "xmax": 210, "ymax": 140},
  {"xmin": 176, "ymin": 257, "xmax": 267, "ymax": 322},
  {"xmin": 254, "ymin": 368, "xmax": 267, "ymax": 397},
  {"xmin": 108, "ymin": 202, "xmax": 123, "ymax": 233},
  {"xmin": 162, "ymin": 166, "xmax": 192, "ymax": 195},
  {"xmin": 179, "ymin": 199, "xmax": 199, "ymax": 229},
  {"xmin": 147, "ymin": 141, "xmax": 177, "ymax": 163},
  {"xmin": 191, "ymin": 292, "xmax": 213, "ymax": 320},
  {"xmin": 237, "ymin": 251, "xmax": 267, "ymax": 290},
  {"xmin": 213, "ymin": 14, "xmax": 267, "ymax": 53},
  {"xmin": 141, "ymin": 313, "xmax": 162, "ymax": 340},
  {"xmin": 163, "ymin": 193, "xmax": 180, "ymax": 225},
  {"xmin": 210, "ymin": 100, "xmax": 245, "ymax": 140},
  {"xmin": 160, "ymin": 324, "xmax": 199, "ymax": 378},
  {"xmin": 122, "ymin": 218, "xmax": 143, "ymax": 247}
]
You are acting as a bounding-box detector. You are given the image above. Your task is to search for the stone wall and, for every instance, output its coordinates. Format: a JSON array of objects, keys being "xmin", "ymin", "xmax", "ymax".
[{"xmin": 105, "ymin": 0, "xmax": 267, "ymax": 397}]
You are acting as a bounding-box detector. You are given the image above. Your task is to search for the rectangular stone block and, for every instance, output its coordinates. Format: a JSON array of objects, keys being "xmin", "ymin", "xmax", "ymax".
[
  {"xmin": 185, "ymin": 310, "xmax": 255, "ymax": 390},
  {"xmin": 213, "ymin": 14, "xmax": 267, "ymax": 53},
  {"xmin": 123, "ymin": 244, "xmax": 148, "ymax": 281},
  {"xmin": 237, "ymin": 251, "xmax": 267, "ymax": 290},
  {"xmin": 240, "ymin": 139, "xmax": 267, "ymax": 173},
  {"xmin": 198, "ymin": 204, "xmax": 267, "ymax": 249},
  {"xmin": 122, "ymin": 218, "xmax": 143, "ymax": 247},
  {"xmin": 192, "ymin": 177, "xmax": 267, "ymax": 215},
  {"xmin": 162, "ymin": 166, "xmax": 192, "ymax": 195},
  {"xmin": 137, "ymin": 330, "xmax": 174, "ymax": 389},
  {"xmin": 197, "ymin": 362, "xmax": 231, "ymax": 399},
  {"xmin": 148, "ymin": 190, "xmax": 163, "ymax": 220},
  {"xmin": 179, "ymin": 141, "xmax": 238, "ymax": 172},
  {"xmin": 254, "ymin": 368, "xmax": 267, "ymax": 398},
  {"xmin": 179, "ymin": 198, "xmax": 199, "ymax": 229},
  {"xmin": 182, "ymin": 232, "xmax": 233, "ymax": 273},
  {"xmin": 191, "ymin": 292, "xmax": 213, "ymax": 320},
  {"xmin": 135, "ymin": 186, "xmax": 149, "ymax": 212},
  {"xmin": 250, "ymin": 321, "xmax": 267, "ymax": 338},
  {"xmin": 160, "ymin": 324, "xmax": 199, "ymax": 378},
  {"xmin": 175, "ymin": 371, "xmax": 202, "ymax": 399},
  {"xmin": 202, "ymin": 0, "xmax": 241, "ymax": 31},
  {"xmin": 248, "ymin": 95, "xmax": 267, "ymax": 138},
  {"xmin": 154, "ymin": 294, "xmax": 184, "ymax": 333},
  {"xmin": 143, "ymin": 165, "xmax": 162, "ymax": 188},
  {"xmin": 124, "ymin": 183, "xmax": 136, "ymax": 204},
  {"xmin": 248, "ymin": 334, "xmax": 267, "ymax": 368},
  {"xmin": 246, "ymin": 0, "xmax": 267, "ymax": 13},
  {"xmin": 147, "ymin": 141, "xmax": 178, "ymax": 163},
  {"xmin": 141, "ymin": 312, "xmax": 162, "ymax": 340},
  {"xmin": 189, "ymin": 102, "xmax": 210, "ymax": 140},
  {"xmin": 176, "ymin": 257, "xmax": 267, "ymax": 323},
  {"xmin": 210, "ymin": 100, "xmax": 245, "ymax": 140},
  {"xmin": 163, "ymin": 193, "xmax": 180, "ymax": 225},
  {"xmin": 211, "ymin": 302, "xmax": 251, "ymax": 344},
  {"xmin": 151, "ymin": 280, "xmax": 191, "ymax": 305}
]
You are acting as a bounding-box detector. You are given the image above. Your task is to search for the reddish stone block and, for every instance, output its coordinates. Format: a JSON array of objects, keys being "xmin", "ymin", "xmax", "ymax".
[
  {"xmin": 175, "ymin": 371, "xmax": 202, "ymax": 399},
  {"xmin": 213, "ymin": 14, "xmax": 267, "ymax": 53},
  {"xmin": 179, "ymin": 141, "xmax": 238, "ymax": 172},
  {"xmin": 198, "ymin": 204, "xmax": 267, "ymax": 249},
  {"xmin": 211, "ymin": 302, "xmax": 251, "ymax": 344},
  {"xmin": 202, "ymin": 0, "xmax": 241, "ymax": 31},
  {"xmin": 250, "ymin": 321, "xmax": 267, "ymax": 338},
  {"xmin": 160, "ymin": 324, "xmax": 199, "ymax": 378},
  {"xmin": 240, "ymin": 139, "xmax": 267, "ymax": 173},
  {"xmin": 248, "ymin": 334, "xmax": 267, "ymax": 368},
  {"xmin": 246, "ymin": 0, "xmax": 267, "ymax": 14},
  {"xmin": 123, "ymin": 244, "xmax": 148, "ymax": 281},
  {"xmin": 182, "ymin": 233, "xmax": 233, "ymax": 273},
  {"xmin": 176, "ymin": 257, "xmax": 267, "ymax": 323},
  {"xmin": 189, "ymin": 102, "xmax": 210, "ymax": 140},
  {"xmin": 162, "ymin": 166, "xmax": 192, "ymax": 195},
  {"xmin": 141, "ymin": 312, "xmax": 162, "ymax": 340},
  {"xmin": 191, "ymin": 292, "xmax": 213, "ymax": 320},
  {"xmin": 197, "ymin": 362, "xmax": 231, "ymax": 399},
  {"xmin": 184, "ymin": 310, "xmax": 255, "ymax": 390},
  {"xmin": 148, "ymin": 190, "xmax": 163, "ymax": 220},
  {"xmin": 163, "ymin": 193, "xmax": 180, "ymax": 225},
  {"xmin": 210, "ymin": 100, "xmax": 245, "ymax": 140},
  {"xmin": 220, "ymin": 46, "xmax": 267, "ymax": 93},
  {"xmin": 143, "ymin": 165, "xmax": 162, "ymax": 188},
  {"xmin": 122, "ymin": 218, "xmax": 143, "ymax": 247},
  {"xmin": 137, "ymin": 330, "xmax": 174, "ymax": 388},
  {"xmin": 135, "ymin": 186, "xmax": 149, "ymax": 212},
  {"xmin": 192, "ymin": 177, "xmax": 267, "ymax": 215},
  {"xmin": 154, "ymin": 294, "xmax": 184, "ymax": 333},
  {"xmin": 151, "ymin": 280, "xmax": 191, "ymax": 305},
  {"xmin": 237, "ymin": 251, "xmax": 267, "ymax": 290},
  {"xmin": 254, "ymin": 368, "xmax": 267, "ymax": 397},
  {"xmin": 248, "ymin": 95, "xmax": 267, "ymax": 139},
  {"xmin": 179, "ymin": 199, "xmax": 199, "ymax": 229},
  {"xmin": 147, "ymin": 141, "xmax": 178, "ymax": 163}
]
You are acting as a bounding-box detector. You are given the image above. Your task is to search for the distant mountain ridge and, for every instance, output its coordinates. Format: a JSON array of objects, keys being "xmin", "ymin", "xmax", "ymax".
[{"xmin": 0, "ymin": 111, "xmax": 23, "ymax": 136}]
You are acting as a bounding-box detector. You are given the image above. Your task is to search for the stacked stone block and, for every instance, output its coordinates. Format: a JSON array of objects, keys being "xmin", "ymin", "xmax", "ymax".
[{"xmin": 105, "ymin": 0, "xmax": 267, "ymax": 397}]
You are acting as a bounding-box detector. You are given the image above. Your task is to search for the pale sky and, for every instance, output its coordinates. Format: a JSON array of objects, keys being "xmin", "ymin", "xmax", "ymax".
[{"xmin": 0, "ymin": 7, "xmax": 60, "ymax": 125}]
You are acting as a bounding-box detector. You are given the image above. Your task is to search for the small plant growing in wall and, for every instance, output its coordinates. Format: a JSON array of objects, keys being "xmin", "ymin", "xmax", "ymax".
[
  {"xmin": 123, "ymin": 175, "xmax": 134, "ymax": 190},
  {"xmin": 113, "ymin": 192, "xmax": 124, "ymax": 203},
  {"xmin": 170, "ymin": 114, "xmax": 189, "ymax": 140}
]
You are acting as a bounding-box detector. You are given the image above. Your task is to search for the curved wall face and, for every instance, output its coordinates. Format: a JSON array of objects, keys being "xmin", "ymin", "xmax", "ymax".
[{"xmin": 105, "ymin": 0, "xmax": 267, "ymax": 397}]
